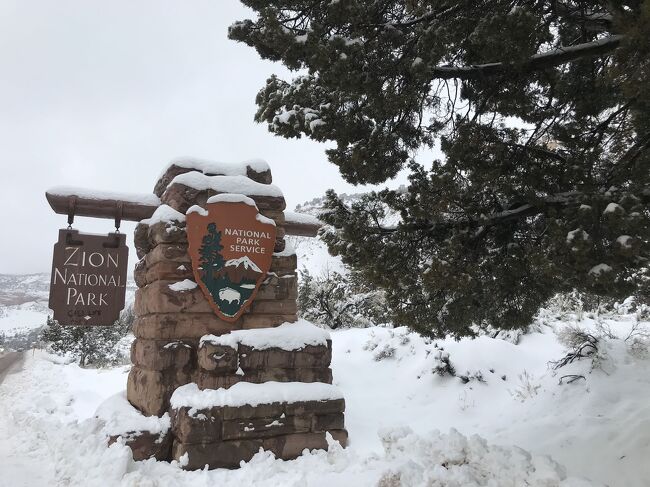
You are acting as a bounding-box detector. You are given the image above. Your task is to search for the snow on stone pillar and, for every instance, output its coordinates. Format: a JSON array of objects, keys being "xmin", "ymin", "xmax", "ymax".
[
  {"xmin": 128, "ymin": 161, "xmax": 296, "ymax": 416},
  {"xmin": 113, "ymin": 159, "xmax": 346, "ymax": 466}
]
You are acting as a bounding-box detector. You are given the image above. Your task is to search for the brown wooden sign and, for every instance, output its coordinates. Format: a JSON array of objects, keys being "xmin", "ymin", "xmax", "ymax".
[
  {"xmin": 49, "ymin": 229, "xmax": 128, "ymax": 326},
  {"xmin": 186, "ymin": 199, "xmax": 276, "ymax": 322}
]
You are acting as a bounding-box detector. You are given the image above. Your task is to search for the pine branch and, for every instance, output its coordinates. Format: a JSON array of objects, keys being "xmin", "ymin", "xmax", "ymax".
[
  {"xmin": 431, "ymin": 35, "xmax": 624, "ymax": 80},
  {"xmin": 365, "ymin": 191, "xmax": 585, "ymax": 235}
]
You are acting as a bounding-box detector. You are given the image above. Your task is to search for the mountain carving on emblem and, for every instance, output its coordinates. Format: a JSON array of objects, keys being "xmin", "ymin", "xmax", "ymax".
[{"xmin": 219, "ymin": 256, "xmax": 262, "ymax": 282}]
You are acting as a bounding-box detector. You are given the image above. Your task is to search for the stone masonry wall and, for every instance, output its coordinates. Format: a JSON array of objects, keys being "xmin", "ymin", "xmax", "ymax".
[
  {"xmin": 119, "ymin": 160, "xmax": 346, "ymax": 470},
  {"xmin": 128, "ymin": 165, "xmax": 297, "ymax": 416}
]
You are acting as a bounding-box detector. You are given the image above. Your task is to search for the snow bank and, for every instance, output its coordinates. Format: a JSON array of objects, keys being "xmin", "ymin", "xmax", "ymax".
[
  {"xmin": 377, "ymin": 427, "xmax": 593, "ymax": 486},
  {"xmin": 256, "ymin": 213, "xmax": 276, "ymax": 226},
  {"xmin": 170, "ymin": 381, "xmax": 343, "ymax": 410},
  {"xmin": 186, "ymin": 205, "xmax": 208, "ymax": 216},
  {"xmin": 141, "ymin": 204, "xmax": 185, "ymax": 225},
  {"xmin": 207, "ymin": 193, "xmax": 258, "ymax": 207},
  {"xmin": 95, "ymin": 391, "xmax": 170, "ymax": 437},
  {"xmin": 168, "ymin": 280, "xmax": 197, "ymax": 292},
  {"xmin": 3, "ymin": 318, "xmax": 642, "ymax": 485},
  {"xmin": 200, "ymin": 319, "xmax": 330, "ymax": 351},
  {"xmin": 159, "ymin": 158, "xmax": 270, "ymax": 180},
  {"xmin": 171, "ymin": 173, "xmax": 283, "ymax": 198},
  {"xmin": 47, "ymin": 186, "xmax": 160, "ymax": 206}
]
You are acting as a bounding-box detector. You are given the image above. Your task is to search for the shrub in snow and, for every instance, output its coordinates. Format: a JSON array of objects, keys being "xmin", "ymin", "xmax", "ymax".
[
  {"xmin": 509, "ymin": 370, "xmax": 542, "ymax": 402},
  {"xmin": 41, "ymin": 305, "xmax": 134, "ymax": 367},
  {"xmin": 472, "ymin": 323, "xmax": 529, "ymax": 344},
  {"xmin": 297, "ymin": 268, "xmax": 389, "ymax": 329},
  {"xmin": 551, "ymin": 323, "xmax": 623, "ymax": 376},
  {"xmin": 432, "ymin": 350, "xmax": 456, "ymax": 377},
  {"xmin": 363, "ymin": 329, "xmax": 417, "ymax": 362},
  {"xmin": 373, "ymin": 344, "xmax": 397, "ymax": 361},
  {"xmin": 458, "ymin": 370, "xmax": 486, "ymax": 384}
]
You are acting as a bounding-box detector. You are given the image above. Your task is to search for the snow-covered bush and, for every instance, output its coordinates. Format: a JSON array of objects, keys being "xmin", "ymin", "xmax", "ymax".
[
  {"xmin": 552, "ymin": 325, "xmax": 601, "ymax": 371},
  {"xmin": 41, "ymin": 305, "xmax": 134, "ymax": 367},
  {"xmin": 373, "ymin": 344, "xmax": 397, "ymax": 361},
  {"xmin": 298, "ymin": 268, "xmax": 389, "ymax": 329},
  {"xmin": 432, "ymin": 349, "xmax": 456, "ymax": 377}
]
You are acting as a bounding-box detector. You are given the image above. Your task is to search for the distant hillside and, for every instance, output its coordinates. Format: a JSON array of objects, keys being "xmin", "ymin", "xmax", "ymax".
[
  {"xmin": 0, "ymin": 273, "xmax": 50, "ymax": 307},
  {"xmin": 291, "ymin": 190, "xmax": 403, "ymax": 277},
  {"xmin": 0, "ymin": 273, "xmax": 137, "ymax": 342}
]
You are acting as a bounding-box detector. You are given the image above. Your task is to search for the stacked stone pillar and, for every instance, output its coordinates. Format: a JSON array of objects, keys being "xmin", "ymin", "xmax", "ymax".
[{"xmin": 119, "ymin": 159, "xmax": 346, "ymax": 468}]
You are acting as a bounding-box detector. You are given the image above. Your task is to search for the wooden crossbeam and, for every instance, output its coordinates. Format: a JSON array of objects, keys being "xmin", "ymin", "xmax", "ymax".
[
  {"xmin": 46, "ymin": 189, "xmax": 322, "ymax": 237},
  {"xmin": 46, "ymin": 189, "xmax": 159, "ymax": 223}
]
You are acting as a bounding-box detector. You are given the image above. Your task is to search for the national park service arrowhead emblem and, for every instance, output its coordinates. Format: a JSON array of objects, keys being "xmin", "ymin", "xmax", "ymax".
[{"xmin": 186, "ymin": 195, "xmax": 277, "ymax": 322}]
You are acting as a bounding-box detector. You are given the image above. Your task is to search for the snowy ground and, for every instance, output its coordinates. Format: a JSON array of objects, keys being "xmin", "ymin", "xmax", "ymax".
[{"xmin": 1, "ymin": 310, "xmax": 648, "ymax": 486}]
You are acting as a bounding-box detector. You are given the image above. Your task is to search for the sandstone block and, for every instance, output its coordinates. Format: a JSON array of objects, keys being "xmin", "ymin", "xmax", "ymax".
[
  {"xmin": 261, "ymin": 210, "xmax": 284, "ymax": 224},
  {"xmin": 238, "ymin": 344, "xmax": 331, "ymax": 369},
  {"xmin": 312, "ymin": 413, "xmax": 345, "ymax": 432},
  {"xmin": 248, "ymin": 299, "xmax": 298, "ymax": 315},
  {"xmin": 154, "ymin": 162, "xmax": 273, "ymax": 198},
  {"xmin": 134, "ymin": 222, "xmax": 151, "ymax": 259},
  {"xmin": 130, "ymin": 339, "xmax": 194, "ymax": 371},
  {"xmin": 134, "ymin": 258, "xmax": 147, "ymax": 288},
  {"xmin": 284, "ymin": 398, "xmax": 345, "ymax": 417},
  {"xmin": 173, "ymin": 439, "xmax": 263, "ymax": 470},
  {"xmin": 329, "ymin": 429, "xmax": 349, "ymax": 447},
  {"xmin": 155, "ymin": 164, "xmax": 196, "ymax": 197},
  {"xmin": 241, "ymin": 313, "xmax": 297, "ymax": 329},
  {"xmin": 251, "ymin": 367, "xmax": 333, "ymax": 384},
  {"xmin": 255, "ymin": 275, "xmax": 297, "ymax": 301},
  {"xmin": 222, "ymin": 415, "xmax": 311, "ymax": 441},
  {"xmin": 132, "ymin": 313, "xmax": 240, "ymax": 340},
  {"xmin": 274, "ymin": 237, "xmax": 286, "ymax": 253},
  {"xmin": 196, "ymin": 371, "xmax": 242, "ymax": 390},
  {"xmin": 196, "ymin": 367, "xmax": 332, "ymax": 389},
  {"xmin": 221, "ymin": 402, "xmax": 286, "ymax": 421},
  {"xmin": 145, "ymin": 243, "xmax": 190, "ymax": 267},
  {"xmin": 108, "ymin": 430, "xmax": 172, "ymax": 462},
  {"xmin": 127, "ymin": 366, "xmax": 192, "ymax": 416},
  {"xmin": 270, "ymin": 253, "xmax": 297, "ymax": 274},
  {"xmin": 171, "ymin": 407, "xmax": 222, "ymax": 444},
  {"xmin": 262, "ymin": 432, "xmax": 328, "ymax": 460},
  {"xmin": 147, "ymin": 220, "xmax": 188, "ymax": 245},
  {"xmin": 135, "ymin": 280, "xmax": 212, "ymax": 316},
  {"xmin": 197, "ymin": 342, "xmax": 238, "ymax": 373},
  {"xmin": 162, "ymin": 182, "xmax": 286, "ymax": 215},
  {"xmin": 142, "ymin": 261, "xmax": 194, "ymax": 285}
]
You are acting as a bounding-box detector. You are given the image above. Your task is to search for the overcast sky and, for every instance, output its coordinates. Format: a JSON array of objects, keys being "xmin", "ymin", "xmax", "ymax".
[{"xmin": 0, "ymin": 1, "xmax": 413, "ymax": 274}]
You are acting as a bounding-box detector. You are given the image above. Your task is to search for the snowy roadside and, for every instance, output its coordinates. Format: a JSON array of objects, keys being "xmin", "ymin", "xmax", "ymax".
[{"xmin": 0, "ymin": 313, "xmax": 647, "ymax": 486}]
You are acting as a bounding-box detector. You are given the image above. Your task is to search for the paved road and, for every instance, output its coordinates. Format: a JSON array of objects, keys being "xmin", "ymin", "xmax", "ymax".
[{"xmin": 0, "ymin": 351, "xmax": 24, "ymax": 384}]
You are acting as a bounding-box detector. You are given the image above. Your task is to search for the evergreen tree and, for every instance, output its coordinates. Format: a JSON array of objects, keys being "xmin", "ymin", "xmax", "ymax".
[
  {"xmin": 199, "ymin": 223, "xmax": 225, "ymax": 285},
  {"xmin": 41, "ymin": 306, "xmax": 134, "ymax": 367},
  {"xmin": 231, "ymin": 1, "xmax": 650, "ymax": 337}
]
